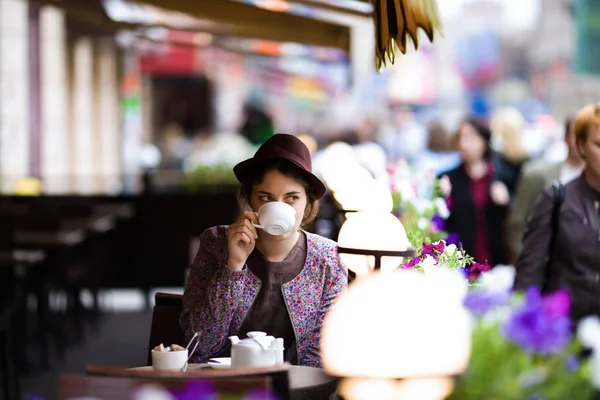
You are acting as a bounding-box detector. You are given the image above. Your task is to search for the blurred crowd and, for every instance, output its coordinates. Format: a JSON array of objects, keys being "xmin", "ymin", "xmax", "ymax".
[{"xmin": 152, "ymin": 97, "xmax": 595, "ymax": 272}]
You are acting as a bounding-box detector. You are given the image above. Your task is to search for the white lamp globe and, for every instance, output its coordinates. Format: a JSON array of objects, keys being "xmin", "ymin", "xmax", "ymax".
[
  {"xmin": 323, "ymin": 161, "xmax": 373, "ymax": 194},
  {"xmin": 323, "ymin": 141, "xmax": 356, "ymax": 162},
  {"xmin": 333, "ymin": 179, "xmax": 393, "ymax": 213},
  {"xmin": 321, "ymin": 270, "xmax": 471, "ymax": 400},
  {"xmin": 337, "ymin": 211, "xmax": 409, "ymax": 275}
]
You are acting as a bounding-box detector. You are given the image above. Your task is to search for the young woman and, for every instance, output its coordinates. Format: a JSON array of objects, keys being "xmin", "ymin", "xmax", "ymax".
[
  {"xmin": 515, "ymin": 103, "xmax": 600, "ymax": 329},
  {"xmin": 180, "ymin": 134, "xmax": 348, "ymax": 367},
  {"xmin": 440, "ymin": 117, "xmax": 510, "ymax": 267}
]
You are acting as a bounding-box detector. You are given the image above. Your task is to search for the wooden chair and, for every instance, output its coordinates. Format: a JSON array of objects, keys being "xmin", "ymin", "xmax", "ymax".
[
  {"xmin": 85, "ymin": 364, "xmax": 290, "ymax": 400},
  {"xmin": 147, "ymin": 292, "xmax": 185, "ymax": 365},
  {"xmin": 0, "ymin": 306, "xmax": 20, "ymax": 400},
  {"xmin": 59, "ymin": 373, "xmax": 276, "ymax": 400},
  {"xmin": 0, "ymin": 213, "xmax": 46, "ymax": 375}
]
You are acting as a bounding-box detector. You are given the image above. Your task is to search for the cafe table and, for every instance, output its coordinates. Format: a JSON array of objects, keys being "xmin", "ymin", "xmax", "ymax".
[{"xmin": 118, "ymin": 363, "xmax": 338, "ymax": 400}]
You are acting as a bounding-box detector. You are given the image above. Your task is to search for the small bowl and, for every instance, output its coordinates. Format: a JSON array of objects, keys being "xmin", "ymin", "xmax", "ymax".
[{"xmin": 151, "ymin": 349, "xmax": 189, "ymax": 371}]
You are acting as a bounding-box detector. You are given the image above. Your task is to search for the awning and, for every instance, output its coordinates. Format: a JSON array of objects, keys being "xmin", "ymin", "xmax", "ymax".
[
  {"xmin": 32, "ymin": 0, "xmax": 375, "ymax": 82},
  {"xmin": 34, "ymin": 0, "xmax": 371, "ymax": 52},
  {"xmin": 34, "ymin": 0, "xmax": 370, "ymax": 53},
  {"xmin": 129, "ymin": 0, "xmax": 354, "ymax": 51}
]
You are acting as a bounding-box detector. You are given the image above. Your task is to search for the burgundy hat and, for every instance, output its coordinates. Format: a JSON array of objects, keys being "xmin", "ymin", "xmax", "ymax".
[{"xmin": 234, "ymin": 133, "xmax": 327, "ymax": 199}]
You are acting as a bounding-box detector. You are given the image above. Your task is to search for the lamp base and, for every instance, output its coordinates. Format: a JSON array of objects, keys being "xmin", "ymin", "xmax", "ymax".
[{"xmin": 337, "ymin": 377, "xmax": 454, "ymax": 400}]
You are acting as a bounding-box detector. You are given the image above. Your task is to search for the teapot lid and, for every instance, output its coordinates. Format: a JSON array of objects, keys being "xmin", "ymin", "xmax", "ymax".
[{"xmin": 246, "ymin": 331, "xmax": 267, "ymax": 338}]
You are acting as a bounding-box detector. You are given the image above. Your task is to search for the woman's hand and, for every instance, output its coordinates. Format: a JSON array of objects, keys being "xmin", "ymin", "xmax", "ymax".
[
  {"xmin": 439, "ymin": 175, "xmax": 452, "ymax": 197},
  {"xmin": 227, "ymin": 211, "xmax": 259, "ymax": 271},
  {"xmin": 490, "ymin": 181, "xmax": 510, "ymax": 206}
]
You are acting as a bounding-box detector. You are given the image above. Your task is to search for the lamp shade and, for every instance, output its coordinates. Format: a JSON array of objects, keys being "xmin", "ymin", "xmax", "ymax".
[
  {"xmin": 337, "ymin": 211, "xmax": 409, "ymax": 275},
  {"xmin": 321, "ymin": 269, "xmax": 471, "ymax": 379},
  {"xmin": 333, "ymin": 179, "xmax": 393, "ymax": 213},
  {"xmin": 324, "ymin": 161, "xmax": 373, "ymax": 194},
  {"xmin": 317, "ymin": 142, "xmax": 372, "ymax": 193}
]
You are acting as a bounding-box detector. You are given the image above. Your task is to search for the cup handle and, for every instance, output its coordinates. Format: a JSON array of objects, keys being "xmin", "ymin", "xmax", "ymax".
[{"xmin": 252, "ymin": 223, "xmax": 264, "ymax": 231}]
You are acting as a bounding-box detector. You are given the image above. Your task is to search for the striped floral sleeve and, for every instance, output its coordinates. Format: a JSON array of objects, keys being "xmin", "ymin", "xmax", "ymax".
[{"xmin": 179, "ymin": 226, "xmax": 245, "ymax": 362}]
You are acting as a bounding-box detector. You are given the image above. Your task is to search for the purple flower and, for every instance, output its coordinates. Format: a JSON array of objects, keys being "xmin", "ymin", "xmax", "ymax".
[
  {"xmin": 541, "ymin": 289, "xmax": 570, "ymax": 318},
  {"xmin": 431, "ymin": 214, "xmax": 445, "ymax": 231},
  {"xmin": 446, "ymin": 233, "xmax": 460, "ymax": 246},
  {"xmin": 464, "ymin": 289, "xmax": 512, "ymax": 317},
  {"xmin": 566, "ymin": 355, "xmax": 579, "ymax": 372},
  {"xmin": 502, "ymin": 287, "xmax": 572, "ymax": 355},
  {"xmin": 171, "ymin": 381, "xmax": 218, "ymax": 400},
  {"xmin": 244, "ymin": 388, "xmax": 280, "ymax": 400},
  {"xmin": 401, "ymin": 256, "xmax": 422, "ymax": 269},
  {"xmin": 422, "ymin": 241, "xmax": 445, "ymax": 257},
  {"xmin": 460, "ymin": 267, "xmax": 471, "ymax": 280}
]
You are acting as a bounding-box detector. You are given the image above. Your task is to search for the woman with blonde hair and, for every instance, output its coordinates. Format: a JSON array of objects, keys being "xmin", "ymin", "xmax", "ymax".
[{"xmin": 490, "ymin": 107, "xmax": 529, "ymax": 198}]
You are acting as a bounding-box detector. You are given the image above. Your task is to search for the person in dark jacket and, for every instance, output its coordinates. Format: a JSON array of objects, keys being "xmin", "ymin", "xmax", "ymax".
[
  {"xmin": 440, "ymin": 117, "xmax": 510, "ymax": 267},
  {"xmin": 515, "ymin": 103, "xmax": 600, "ymax": 329}
]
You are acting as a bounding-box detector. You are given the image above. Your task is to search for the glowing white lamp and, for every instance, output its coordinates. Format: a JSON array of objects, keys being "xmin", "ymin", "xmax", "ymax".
[
  {"xmin": 318, "ymin": 142, "xmax": 372, "ymax": 193},
  {"xmin": 323, "ymin": 161, "xmax": 373, "ymax": 194},
  {"xmin": 321, "ymin": 269, "xmax": 472, "ymax": 400},
  {"xmin": 333, "ymin": 179, "xmax": 393, "ymax": 213},
  {"xmin": 337, "ymin": 211, "xmax": 410, "ymax": 275}
]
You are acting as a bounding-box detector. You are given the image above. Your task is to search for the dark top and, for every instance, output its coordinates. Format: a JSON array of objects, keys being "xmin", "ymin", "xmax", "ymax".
[
  {"xmin": 238, "ymin": 231, "xmax": 306, "ymax": 363},
  {"xmin": 469, "ymin": 166, "xmax": 493, "ymax": 263},
  {"xmin": 441, "ymin": 163, "xmax": 509, "ymax": 266},
  {"xmin": 515, "ymin": 174, "xmax": 600, "ymax": 328}
]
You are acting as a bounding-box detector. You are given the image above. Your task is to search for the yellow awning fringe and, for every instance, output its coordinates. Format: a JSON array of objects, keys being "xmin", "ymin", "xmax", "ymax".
[{"xmin": 373, "ymin": 0, "xmax": 443, "ymax": 70}]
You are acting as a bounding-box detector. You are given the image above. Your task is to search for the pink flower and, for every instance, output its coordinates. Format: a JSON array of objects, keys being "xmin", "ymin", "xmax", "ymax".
[
  {"xmin": 445, "ymin": 196, "xmax": 453, "ymax": 210},
  {"xmin": 422, "ymin": 241, "xmax": 445, "ymax": 257},
  {"xmin": 472, "ymin": 260, "xmax": 491, "ymax": 273},
  {"xmin": 468, "ymin": 260, "xmax": 491, "ymax": 281},
  {"xmin": 426, "ymin": 169, "xmax": 435, "ymax": 181}
]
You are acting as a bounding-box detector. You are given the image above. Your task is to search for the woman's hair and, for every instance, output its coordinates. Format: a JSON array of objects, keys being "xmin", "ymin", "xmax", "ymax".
[
  {"xmin": 458, "ymin": 116, "xmax": 493, "ymax": 160},
  {"xmin": 237, "ymin": 159, "xmax": 320, "ymax": 225},
  {"xmin": 574, "ymin": 103, "xmax": 600, "ymax": 147},
  {"xmin": 427, "ymin": 121, "xmax": 454, "ymax": 153},
  {"xmin": 490, "ymin": 107, "xmax": 527, "ymax": 162}
]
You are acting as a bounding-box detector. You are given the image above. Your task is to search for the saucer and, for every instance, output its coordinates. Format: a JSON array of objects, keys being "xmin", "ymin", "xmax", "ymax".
[{"xmin": 207, "ymin": 357, "xmax": 231, "ymax": 369}]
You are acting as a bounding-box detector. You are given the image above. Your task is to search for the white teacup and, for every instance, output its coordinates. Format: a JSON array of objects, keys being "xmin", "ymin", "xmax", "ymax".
[
  {"xmin": 151, "ymin": 348, "xmax": 188, "ymax": 371},
  {"xmin": 253, "ymin": 202, "xmax": 297, "ymax": 236}
]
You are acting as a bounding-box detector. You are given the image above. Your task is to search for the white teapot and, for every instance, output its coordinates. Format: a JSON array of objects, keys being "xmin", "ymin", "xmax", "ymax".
[{"xmin": 229, "ymin": 331, "xmax": 284, "ymax": 368}]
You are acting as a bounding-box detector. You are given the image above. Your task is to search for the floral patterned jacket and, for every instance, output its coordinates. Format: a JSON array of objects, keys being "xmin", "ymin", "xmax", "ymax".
[{"xmin": 180, "ymin": 225, "xmax": 348, "ymax": 367}]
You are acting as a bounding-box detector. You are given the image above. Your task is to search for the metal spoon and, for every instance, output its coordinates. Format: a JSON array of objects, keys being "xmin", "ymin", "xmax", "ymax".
[
  {"xmin": 185, "ymin": 332, "xmax": 199, "ymax": 350},
  {"xmin": 181, "ymin": 332, "xmax": 200, "ymax": 372}
]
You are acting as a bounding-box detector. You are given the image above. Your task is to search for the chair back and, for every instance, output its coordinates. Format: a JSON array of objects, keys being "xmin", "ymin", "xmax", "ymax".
[
  {"xmin": 0, "ymin": 214, "xmax": 14, "ymax": 251},
  {"xmin": 59, "ymin": 373, "xmax": 275, "ymax": 400},
  {"xmin": 13, "ymin": 212, "xmax": 61, "ymax": 232},
  {"xmin": 147, "ymin": 292, "xmax": 185, "ymax": 365}
]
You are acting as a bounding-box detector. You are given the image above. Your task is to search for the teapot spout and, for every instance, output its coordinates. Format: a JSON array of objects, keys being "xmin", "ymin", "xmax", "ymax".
[{"xmin": 228, "ymin": 335, "xmax": 240, "ymax": 345}]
